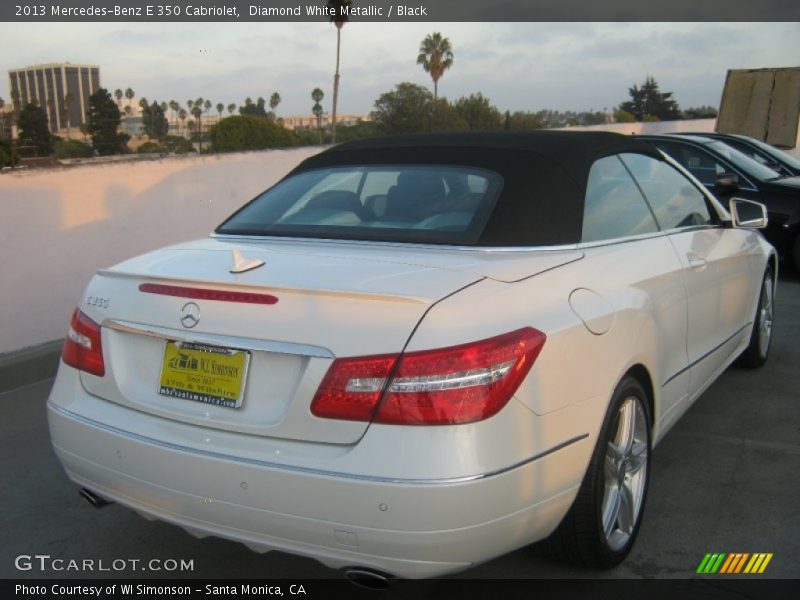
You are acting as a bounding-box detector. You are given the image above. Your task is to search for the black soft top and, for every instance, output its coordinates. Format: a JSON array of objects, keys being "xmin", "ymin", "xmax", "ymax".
[{"xmin": 288, "ymin": 131, "xmax": 663, "ymax": 246}]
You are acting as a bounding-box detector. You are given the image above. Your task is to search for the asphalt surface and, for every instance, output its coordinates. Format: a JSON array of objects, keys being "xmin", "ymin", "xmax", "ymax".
[{"xmin": 2, "ymin": 275, "xmax": 799, "ymax": 582}]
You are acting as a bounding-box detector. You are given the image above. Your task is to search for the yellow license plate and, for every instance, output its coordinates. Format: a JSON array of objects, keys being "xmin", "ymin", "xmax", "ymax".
[{"xmin": 159, "ymin": 341, "xmax": 250, "ymax": 409}]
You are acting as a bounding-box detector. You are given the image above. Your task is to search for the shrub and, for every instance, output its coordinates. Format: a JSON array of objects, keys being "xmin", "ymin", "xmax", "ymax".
[
  {"xmin": 53, "ymin": 138, "xmax": 94, "ymax": 159},
  {"xmin": 210, "ymin": 115, "xmax": 299, "ymax": 153}
]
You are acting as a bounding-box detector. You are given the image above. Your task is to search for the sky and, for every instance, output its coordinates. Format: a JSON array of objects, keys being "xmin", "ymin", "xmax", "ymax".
[{"xmin": 1, "ymin": 22, "xmax": 798, "ymax": 117}]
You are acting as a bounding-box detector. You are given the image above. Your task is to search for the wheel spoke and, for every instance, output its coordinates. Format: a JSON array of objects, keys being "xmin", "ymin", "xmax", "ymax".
[
  {"xmin": 616, "ymin": 400, "xmax": 635, "ymax": 456},
  {"xmin": 606, "ymin": 443, "xmax": 621, "ymax": 481},
  {"xmin": 618, "ymin": 483, "xmax": 635, "ymax": 535},
  {"xmin": 626, "ymin": 441, "xmax": 647, "ymax": 475},
  {"xmin": 603, "ymin": 485, "xmax": 621, "ymax": 538}
]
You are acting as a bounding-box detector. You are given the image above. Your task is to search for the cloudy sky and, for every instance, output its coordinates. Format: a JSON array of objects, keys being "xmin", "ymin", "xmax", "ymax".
[{"xmin": 1, "ymin": 22, "xmax": 798, "ymax": 116}]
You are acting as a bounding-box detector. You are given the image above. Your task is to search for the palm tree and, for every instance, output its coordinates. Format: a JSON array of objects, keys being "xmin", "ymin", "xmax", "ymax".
[
  {"xmin": 327, "ymin": 0, "xmax": 351, "ymax": 143},
  {"xmin": 216, "ymin": 102, "xmax": 224, "ymax": 121},
  {"xmin": 204, "ymin": 99, "xmax": 212, "ymax": 114},
  {"xmin": 124, "ymin": 88, "xmax": 135, "ymax": 109},
  {"xmin": 178, "ymin": 108, "xmax": 187, "ymax": 135},
  {"xmin": 191, "ymin": 103, "xmax": 203, "ymax": 150},
  {"xmin": 311, "ymin": 87, "xmax": 325, "ymax": 144},
  {"xmin": 227, "ymin": 103, "xmax": 236, "ymax": 115},
  {"xmin": 269, "ymin": 92, "xmax": 281, "ymax": 115},
  {"xmin": 417, "ymin": 32, "xmax": 454, "ymax": 103},
  {"xmin": 114, "ymin": 89, "xmax": 123, "ymax": 108},
  {"xmin": 169, "ymin": 100, "xmax": 180, "ymax": 124}
]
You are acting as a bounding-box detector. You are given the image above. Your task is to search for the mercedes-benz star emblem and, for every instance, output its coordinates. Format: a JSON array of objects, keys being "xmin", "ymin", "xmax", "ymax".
[{"xmin": 180, "ymin": 302, "xmax": 200, "ymax": 329}]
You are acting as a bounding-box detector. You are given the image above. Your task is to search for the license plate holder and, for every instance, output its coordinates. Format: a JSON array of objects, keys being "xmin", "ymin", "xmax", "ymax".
[{"xmin": 158, "ymin": 341, "xmax": 250, "ymax": 409}]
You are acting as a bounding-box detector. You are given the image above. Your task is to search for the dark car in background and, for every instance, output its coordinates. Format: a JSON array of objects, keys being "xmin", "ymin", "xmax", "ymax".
[
  {"xmin": 638, "ymin": 134, "xmax": 800, "ymax": 271},
  {"xmin": 685, "ymin": 132, "xmax": 800, "ymax": 178}
]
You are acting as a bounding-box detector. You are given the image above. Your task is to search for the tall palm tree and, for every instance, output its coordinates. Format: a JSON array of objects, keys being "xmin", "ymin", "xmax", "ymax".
[
  {"xmin": 227, "ymin": 103, "xmax": 236, "ymax": 115},
  {"xmin": 204, "ymin": 99, "xmax": 212, "ymax": 114},
  {"xmin": 216, "ymin": 102, "xmax": 224, "ymax": 121},
  {"xmin": 327, "ymin": 0, "xmax": 351, "ymax": 143},
  {"xmin": 114, "ymin": 89, "xmax": 123, "ymax": 108},
  {"xmin": 269, "ymin": 92, "xmax": 281, "ymax": 115},
  {"xmin": 417, "ymin": 32, "xmax": 454, "ymax": 103},
  {"xmin": 169, "ymin": 100, "xmax": 180, "ymax": 124},
  {"xmin": 178, "ymin": 108, "xmax": 187, "ymax": 135},
  {"xmin": 124, "ymin": 88, "xmax": 135, "ymax": 109}
]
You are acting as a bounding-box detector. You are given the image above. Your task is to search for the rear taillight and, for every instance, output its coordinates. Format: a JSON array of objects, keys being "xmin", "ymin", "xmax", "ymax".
[
  {"xmin": 61, "ymin": 309, "xmax": 105, "ymax": 376},
  {"xmin": 310, "ymin": 328, "xmax": 546, "ymax": 425}
]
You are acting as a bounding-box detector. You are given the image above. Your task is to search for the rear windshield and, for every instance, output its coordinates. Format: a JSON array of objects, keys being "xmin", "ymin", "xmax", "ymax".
[{"xmin": 216, "ymin": 165, "xmax": 503, "ymax": 245}]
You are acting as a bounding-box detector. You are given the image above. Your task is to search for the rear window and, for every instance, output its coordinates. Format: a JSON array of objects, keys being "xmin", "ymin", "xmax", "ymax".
[{"xmin": 217, "ymin": 165, "xmax": 503, "ymax": 245}]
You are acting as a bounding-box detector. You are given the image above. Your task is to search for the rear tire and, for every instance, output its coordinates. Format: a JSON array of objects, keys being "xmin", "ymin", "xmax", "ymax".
[
  {"xmin": 538, "ymin": 377, "xmax": 651, "ymax": 568},
  {"xmin": 738, "ymin": 267, "xmax": 774, "ymax": 368}
]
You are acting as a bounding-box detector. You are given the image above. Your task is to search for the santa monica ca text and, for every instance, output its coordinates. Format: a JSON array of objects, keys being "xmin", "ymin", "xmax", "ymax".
[{"xmin": 15, "ymin": 584, "xmax": 306, "ymax": 596}]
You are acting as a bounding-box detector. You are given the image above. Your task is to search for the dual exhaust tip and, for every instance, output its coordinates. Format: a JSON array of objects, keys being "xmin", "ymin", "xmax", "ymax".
[{"xmin": 79, "ymin": 488, "xmax": 392, "ymax": 587}]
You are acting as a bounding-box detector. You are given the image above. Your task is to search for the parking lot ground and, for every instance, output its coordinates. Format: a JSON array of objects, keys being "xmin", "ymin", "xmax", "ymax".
[{"xmin": 1, "ymin": 277, "xmax": 798, "ymax": 581}]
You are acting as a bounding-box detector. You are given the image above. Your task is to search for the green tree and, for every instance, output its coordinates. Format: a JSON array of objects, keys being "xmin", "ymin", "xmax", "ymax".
[
  {"xmin": 417, "ymin": 32, "xmax": 454, "ymax": 103},
  {"xmin": 169, "ymin": 100, "xmax": 180, "ymax": 123},
  {"xmin": 124, "ymin": 87, "xmax": 135, "ymax": 110},
  {"xmin": 142, "ymin": 100, "xmax": 169, "ymax": 139},
  {"xmin": 613, "ymin": 109, "xmax": 636, "ymax": 123},
  {"xmin": 371, "ymin": 82, "xmax": 434, "ymax": 135},
  {"xmin": 204, "ymin": 99, "xmax": 212, "ymax": 114},
  {"xmin": 453, "ymin": 93, "xmax": 503, "ymax": 131},
  {"xmin": 269, "ymin": 92, "xmax": 281, "ymax": 115},
  {"xmin": 504, "ymin": 111, "xmax": 544, "ymax": 131},
  {"xmin": 239, "ymin": 97, "xmax": 267, "ymax": 117},
  {"xmin": 18, "ymin": 103, "xmax": 53, "ymax": 156},
  {"xmin": 210, "ymin": 115, "xmax": 299, "ymax": 152},
  {"xmin": 618, "ymin": 76, "xmax": 681, "ymax": 121},
  {"xmin": 430, "ymin": 99, "xmax": 468, "ymax": 132},
  {"xmin": 227, "ymin": 103, "xmax": 236, "ymax": 115},
  {"xmin": 86, "ymin": 88, "xmax": 129, "ymax": 155},
  {"xmin": 216, "ymin": 102, "xmax": 224, "ymax": 121},
  {"xmin": 114, "ymin": 89, "xmax": 123, "ymax": 108},
  {"xmin": 327, "ymin": 0, "xmax": 351, "ymax": 143},
  {"xmin": 178, "ymin": 108, "xmax": 187, "ymax": 134}
]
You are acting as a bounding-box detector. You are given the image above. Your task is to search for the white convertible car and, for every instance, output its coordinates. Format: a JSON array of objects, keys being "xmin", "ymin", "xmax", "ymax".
[{"xmin": 47, "ymin": 132, "xmax": 775, "ymax": 580}]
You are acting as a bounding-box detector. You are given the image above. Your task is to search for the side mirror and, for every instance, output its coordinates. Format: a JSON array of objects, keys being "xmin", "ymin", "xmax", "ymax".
[
  {"xmin": 729, "ymin": 197, "xmax": 768, "ymax": 229},
  {"xmin": 715, "ymin": 172, "xmax": 740, "ymax": 193}
]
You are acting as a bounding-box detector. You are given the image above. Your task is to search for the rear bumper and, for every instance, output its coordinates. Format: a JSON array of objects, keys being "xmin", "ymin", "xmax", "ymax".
[{"xmin": 47, "ymin": 367, "xmax": 592, "ymax": 578}]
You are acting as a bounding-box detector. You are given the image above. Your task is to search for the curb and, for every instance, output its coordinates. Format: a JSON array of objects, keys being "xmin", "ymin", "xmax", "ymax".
[{"xmin": 0, "ymin": 340, "xmax": 63, "ymax": 393}]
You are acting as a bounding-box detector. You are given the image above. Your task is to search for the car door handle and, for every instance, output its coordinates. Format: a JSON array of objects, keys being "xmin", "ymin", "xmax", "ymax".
[{"xmin": 686, "ymin": 252, "xmax": 708, "ymax": 269}]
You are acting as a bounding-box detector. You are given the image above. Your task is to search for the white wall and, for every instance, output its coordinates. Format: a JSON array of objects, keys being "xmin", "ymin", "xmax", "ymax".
[{"xmin": 0, "ymin": 147, "xmax": 320, "ymax": 355}]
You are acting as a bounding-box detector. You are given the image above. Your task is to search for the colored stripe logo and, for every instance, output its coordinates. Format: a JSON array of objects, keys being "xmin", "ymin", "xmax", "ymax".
[{"xmin": 696, "ymin": 553, "xmax": 773, "ymax": 574}]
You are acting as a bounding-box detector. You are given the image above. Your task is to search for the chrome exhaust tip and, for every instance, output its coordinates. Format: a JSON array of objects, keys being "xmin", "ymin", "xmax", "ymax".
[
  {"xmin": 79, "ymin": 488, "xmax": 111, "ymax": 509},
  {"xmin": 343, "ymin": 567, "xmax": 392, "ymax": 591}
]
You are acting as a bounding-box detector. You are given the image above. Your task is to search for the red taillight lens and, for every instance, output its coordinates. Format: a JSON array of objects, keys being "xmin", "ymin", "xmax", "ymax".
[
  {"xmin": 310, "ymin": 328, "xmax": 546, "ymax": 425},
  {"xmin": 310, "ymin": 354, "xmax": 397, "ymax": 421},
  {"xmin": 61, "ymin": 309, "xmax": 105, "ymax": 376}
]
